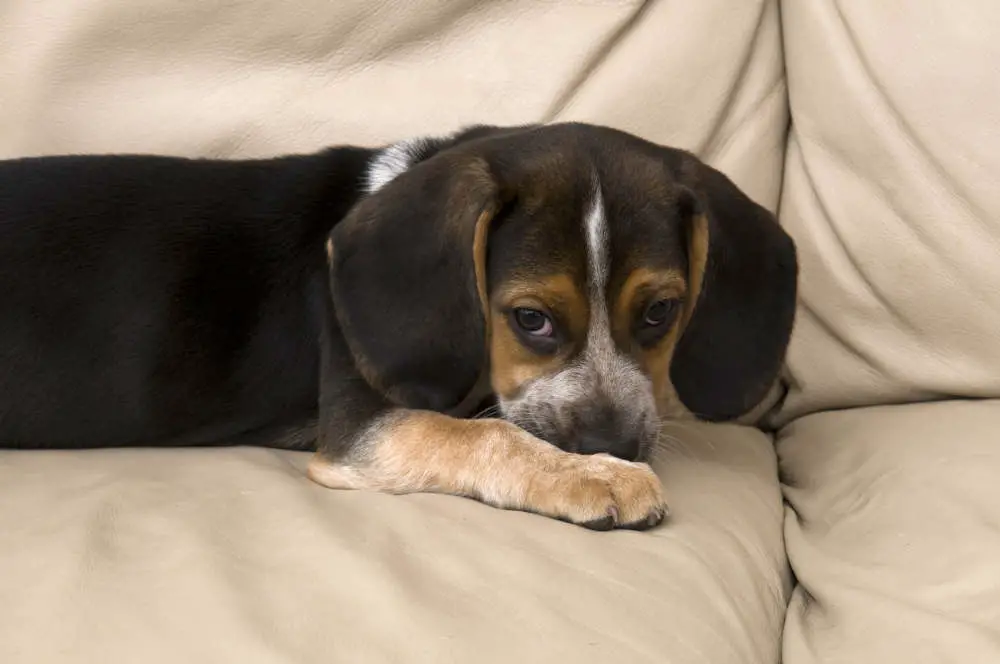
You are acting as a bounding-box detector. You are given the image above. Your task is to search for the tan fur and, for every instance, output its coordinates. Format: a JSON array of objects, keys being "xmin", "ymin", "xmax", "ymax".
[
  {"xmin": 681, "ymin": 214, "xmax": 710, "ymax": 329},
  {"xmin": 640, "ymin": 213, "xmax": 712, "ymax": 418},
  {"xmin": 308, "ymin": 410, "xmax": 667, "ymax": 526},
  {"xmin": 611, "ymin": 267, "xmax": 686, "ymax": 340},
  {"xmin": 608, "ymin": 267, "xmax": 691, "ymax": 418},
  {"xmin": 472, "ymin": 208, "xmax": 494, "ymax": 318},
  {"xmin": 488, "ymin": 275, "xmax": 589, "ymax": 399}
]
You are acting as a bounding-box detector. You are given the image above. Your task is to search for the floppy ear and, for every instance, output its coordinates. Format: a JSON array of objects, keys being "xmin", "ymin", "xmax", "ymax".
[
  {"xmin": 327, "ymin": 152, "xmax": 503, "ymax": 413},
  {"xmin": 669, "ymin": 164, "xmax": 798, "ymax": 422}
]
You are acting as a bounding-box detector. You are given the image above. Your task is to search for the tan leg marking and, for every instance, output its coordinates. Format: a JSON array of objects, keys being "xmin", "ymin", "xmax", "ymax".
[{"xmin": 308, "ymin": 411, "xmax": 667, "ymax": 529}]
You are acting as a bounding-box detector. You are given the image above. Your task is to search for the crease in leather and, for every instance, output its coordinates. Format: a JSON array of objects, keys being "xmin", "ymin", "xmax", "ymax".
[
  {"xmin": 825, "ymin": 2, "xmax": 1000, "ymax": 321},
  {"xmin": 662, "ymin": 534, "xmax": 778, "ymax": 662},
  {"xmin": 813, "ymin": 573, "xmax": 1000, "ymax": 639},
  {"xmin": 784, "ymin": 216, "xmax": 890, "ymax": 387},
  {"xmin": 831, "ymin": 1, "xmax": 994, "ymax": 232},
  {"xmin": 697, "ymin": 0, "xmax": 773, "ymax": 158},
  {"xmin": 780, "ymin": 402, "xmax": 1000, "ymax": 661},
  {"xmin": 786, "ymin": 127, "xmax": 1000, "ymax": 408},
  {"xmin": 802, "ymin": 1, "xmax": 997, "ymax": 307},
  {"xmin": 713, "ymin": 524, "xmax": 788, "ymax": 655},
  {"xmin": 543, "ymin": 0, "xmax": 654, "ymax": 121},
  {"xmin": 796, "ymin": 137, "xmax": 920, "ymax": 338},
  {"xmin": 784, "ymin": 591, "xmax": 827, "ymax": 664},
  {"xmin": 703, "ymin": 77, "xmax": 787, "ymax": 165},
  {"xmin": 360, "ymin": 0, "xmax": 485, "ymax": 63}
]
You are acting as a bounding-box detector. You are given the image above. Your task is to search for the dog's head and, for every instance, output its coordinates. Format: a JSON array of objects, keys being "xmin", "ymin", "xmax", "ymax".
[{"xmin": 328, "ymin": 123, "xmax": 797, "ymax": 461}]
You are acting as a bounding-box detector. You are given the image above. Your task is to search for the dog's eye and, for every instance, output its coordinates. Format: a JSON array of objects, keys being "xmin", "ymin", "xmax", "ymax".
[
  {"xmin": 643, "ymin": 300, "xmax": 676, "ymax": 327},
  {"xmin": 513, "ymin": 308, "xmax": 553, "ymax": 337},
  {"xmin": 636, "ymin": 298, "xmax": 680, "ymax": 347}
]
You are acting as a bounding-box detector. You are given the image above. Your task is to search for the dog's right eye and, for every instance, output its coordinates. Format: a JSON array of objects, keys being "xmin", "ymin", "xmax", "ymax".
[
  {"xmin": 513, "ymin": 308, "xmax": 553, "ymax": 337},
  {"xmin": 509, "ymin": 307, "xmax": 559, "ymax": 355}
]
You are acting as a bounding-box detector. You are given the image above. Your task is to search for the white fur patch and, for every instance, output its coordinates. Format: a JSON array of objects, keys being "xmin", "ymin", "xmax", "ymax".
[
  {"xmin": 364, "ymin": 137, "xmax": 432, "ymax": 194},
  {"xmin": 582, "ymin": 180, "xmax": 618, "ymax": 364},
  {"xmin": 581, "ymin": 180, "xmax": 656, "ymax": 432},
  {"xmin": 584, "ymin": 180, "xmax": 609, "ymax": 292}
]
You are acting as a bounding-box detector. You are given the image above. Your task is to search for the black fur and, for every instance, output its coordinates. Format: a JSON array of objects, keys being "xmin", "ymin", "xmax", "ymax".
[
  {"xmin": 0, "ymin": 134, "xmax": 492, "ymax": 448},
  {"xmin": 668, "ymin": 161, "xmax": 799, "ymax": 422},
  {"xmin": 0, "ymin": 149, "xmax": 371, "ymax": 447},
  {"xmin": 328, "ymin": 150, "xmax": 495, "ymax": 413}
]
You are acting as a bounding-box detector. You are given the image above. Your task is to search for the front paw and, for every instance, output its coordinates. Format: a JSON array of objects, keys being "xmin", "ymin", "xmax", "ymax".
[{"xmin": 525, "ymin": 453, "xmax": 668, "ymax": 531}]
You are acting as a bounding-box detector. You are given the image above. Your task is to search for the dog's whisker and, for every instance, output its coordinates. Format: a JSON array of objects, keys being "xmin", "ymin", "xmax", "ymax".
[
  {"xmin": 658, "ymin": 418, "xmax": 717, "ymax": 453},
  {"xmin": 473, "ymin": 404, "xmax": 500, "ymax": 420},
  {"xmin": 648, "ymin": 432, "xmax": 700, "ymax": 466}
]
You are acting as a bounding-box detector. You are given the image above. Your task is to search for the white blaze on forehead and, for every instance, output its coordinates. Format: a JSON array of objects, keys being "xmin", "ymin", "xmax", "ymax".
[
  {"xmin": 582, "ymin": 178, "xmax": 648, "ymax": 400},
  {"xmin": 583, "ymin": 180, "xmax": 613, "ymax": 352},
  {"xmin": 584, "ymin": 180, "xmax": 610, "ymax": 293}
]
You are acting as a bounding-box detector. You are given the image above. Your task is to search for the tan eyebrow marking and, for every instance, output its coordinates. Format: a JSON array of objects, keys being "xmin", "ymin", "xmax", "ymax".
[
  {"xmin": 495, "ymin": 274, "xmax": 588, "ymax": 328},
  {"xmin": 610, "ymin": 266, "xmax": 689, "ymax": 416},
  {"xmin": 612, "ymin": 267, "xmax": 687, "ymax": 338},
  {"xmin": 489, "ymin": 273, "xmax": 589, "ymax": 399}
]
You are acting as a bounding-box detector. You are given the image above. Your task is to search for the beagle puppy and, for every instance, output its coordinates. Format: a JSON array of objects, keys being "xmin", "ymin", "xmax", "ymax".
[{"xmin": 0, "ymin": 123, "xmax": 796, "ymax": 530}]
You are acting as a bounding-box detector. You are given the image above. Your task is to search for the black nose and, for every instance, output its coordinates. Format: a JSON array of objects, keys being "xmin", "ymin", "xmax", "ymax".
[{"xmin": 576, "ymin": 420, "xmax": 642, "ymax": 461}]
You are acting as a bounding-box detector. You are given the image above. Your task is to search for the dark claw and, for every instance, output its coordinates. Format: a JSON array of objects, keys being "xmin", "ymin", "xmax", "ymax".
[
  {"xmin": 579, "ymin": 514, "xmax": 616, "ymax": 531},
  {"xmin": 619, "ymin": 507, "xmax": 668, "ymax": 531}
]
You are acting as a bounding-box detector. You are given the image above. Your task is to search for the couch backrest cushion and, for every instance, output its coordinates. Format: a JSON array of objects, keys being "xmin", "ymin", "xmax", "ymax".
[
  {"xmin": 776, "ymin": 1, "xmax": 1000, "ymax": 422},
  {"xmin": 1, "ymin": 0, "xmax": 786, "ymax": 206}
]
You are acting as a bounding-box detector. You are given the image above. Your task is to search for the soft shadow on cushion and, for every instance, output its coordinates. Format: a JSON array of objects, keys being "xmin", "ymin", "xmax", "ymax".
[
  {"xmin": 779, "ymin": 400, "xmax": 1000, "ymax": 663},
  {"xmin": 0, "ymin": 422, "xmax": 787, "ymax": 664}
]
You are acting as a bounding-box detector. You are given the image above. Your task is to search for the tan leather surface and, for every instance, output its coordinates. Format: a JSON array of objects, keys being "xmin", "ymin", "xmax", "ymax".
[
  {"xmin": 777, "ymin": 2, "xmax": 1000, "ymax": 422},
  {"xmin": 0, "ymin": 0, "xmax": 790, "ymax": 660},
  {"xmin": 779, "ymin": 401, "xmax": 1000, "ymax": 663},
  {"xmin": 1, "ymin": 423, "xmax": 788, "ymax": 664},
  {"xmin": 0, "ymin": 0, "xmax": 787, "ymax": 210}
]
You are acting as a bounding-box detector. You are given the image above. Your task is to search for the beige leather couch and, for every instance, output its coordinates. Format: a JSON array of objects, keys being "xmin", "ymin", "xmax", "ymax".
[{"xmin": 2, "ymin": 1, "xmax": 998, "ymax": 662}]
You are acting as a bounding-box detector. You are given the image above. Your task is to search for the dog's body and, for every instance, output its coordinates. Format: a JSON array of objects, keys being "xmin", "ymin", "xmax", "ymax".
[
  {"xmin": 0, "ymin": 146, "xmax": 371, "ymax": 450},
  {"xmin": 0, "ymin": 123, "xmax": 797, "ymax": 530}
]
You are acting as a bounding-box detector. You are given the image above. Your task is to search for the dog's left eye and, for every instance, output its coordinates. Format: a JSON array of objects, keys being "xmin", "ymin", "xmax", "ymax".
[
  {"xmin": 513, "ymin": 308, "xmax": 553, "ymax": 337},
  {"xmin": 636, "ymin": 298, "xmax": 680, "ymax": 346},
  {"xmin": 643, "ymin": 300, "xmax": 676, "ymax": 327}
]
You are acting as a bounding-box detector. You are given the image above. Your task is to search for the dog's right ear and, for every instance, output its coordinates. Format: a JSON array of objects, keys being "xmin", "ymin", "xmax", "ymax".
[{"xmin": 328, "ymin": 150, "xmax": 506, "ymax": 413}]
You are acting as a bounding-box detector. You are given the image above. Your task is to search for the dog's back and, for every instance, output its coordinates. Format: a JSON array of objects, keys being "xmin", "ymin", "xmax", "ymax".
[{"xmin": 0, "ymin": 149, "xmax": 370, "ymax": 448}]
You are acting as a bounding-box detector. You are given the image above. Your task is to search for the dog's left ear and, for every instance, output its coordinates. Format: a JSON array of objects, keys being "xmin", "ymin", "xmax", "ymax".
[
  {"xmin": 327, "ymin": 151, "xmax": 505, "ymax": 413},
  {"xmin": 670, "ymin": 161, "xmax": 798, "ymax": 422}
]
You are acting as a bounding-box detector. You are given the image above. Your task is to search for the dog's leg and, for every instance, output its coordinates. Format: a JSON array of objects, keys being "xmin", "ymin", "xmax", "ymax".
[
  {"xmin": 314, "ymin": 307, "xmax": 667, "ymax": 531},
  {"xmin": 308, "ymin": 409, "xmax": 667, "ymax": 530}
]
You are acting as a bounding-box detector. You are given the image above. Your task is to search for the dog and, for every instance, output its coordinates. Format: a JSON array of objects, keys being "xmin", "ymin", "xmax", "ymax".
[{"xmin": 0, "ymin": 123, "xmax": 797, "ymax": 530}]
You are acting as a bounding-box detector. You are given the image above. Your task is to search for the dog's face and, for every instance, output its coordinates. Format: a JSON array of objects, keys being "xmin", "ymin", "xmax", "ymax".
[
  {"xmin": 329, "ymin": 123, "xmax": 797, "ymax": 461},
  {"xmin": 484, "ymin": 160, "xmax": 692, "ymax": 461}
]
